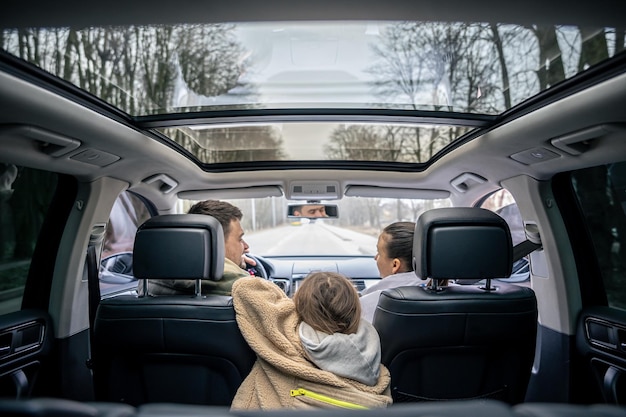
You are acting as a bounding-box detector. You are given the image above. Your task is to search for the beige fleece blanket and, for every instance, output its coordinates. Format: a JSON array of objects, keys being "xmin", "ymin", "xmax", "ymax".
[{"xmin": 231, "ymin": 277, "xmax": 392, "ymax": 410}]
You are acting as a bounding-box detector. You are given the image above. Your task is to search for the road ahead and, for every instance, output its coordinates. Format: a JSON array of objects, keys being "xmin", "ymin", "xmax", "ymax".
[{"xmin": 244, "ymin": 222, "xmax": 378, "ymax": 257}]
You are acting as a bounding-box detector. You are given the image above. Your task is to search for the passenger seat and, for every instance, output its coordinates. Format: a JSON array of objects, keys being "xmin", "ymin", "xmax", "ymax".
[{"xmin": 374, "ymin": 207, "xmax": 538, "ymax": 404}]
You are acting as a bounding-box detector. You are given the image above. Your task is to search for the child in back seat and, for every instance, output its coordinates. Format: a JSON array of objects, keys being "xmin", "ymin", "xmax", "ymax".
[{"xmin": 230, "ymin": 272, "xmax": 392, "ymax": 410}]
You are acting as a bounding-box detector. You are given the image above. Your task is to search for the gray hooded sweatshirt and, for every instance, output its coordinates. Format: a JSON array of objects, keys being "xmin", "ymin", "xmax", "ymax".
[{"xmin": 299, "ymin": 321, "xmax": 382, "ymax": 386}]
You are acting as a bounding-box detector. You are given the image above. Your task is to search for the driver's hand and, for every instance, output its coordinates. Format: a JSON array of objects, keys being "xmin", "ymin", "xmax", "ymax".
[{"xmin": 242, "ymin": 254, "xmax": 257, "ymax": 269}]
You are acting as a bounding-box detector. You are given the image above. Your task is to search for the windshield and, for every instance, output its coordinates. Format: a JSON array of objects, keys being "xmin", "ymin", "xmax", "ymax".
[{"xmin": 178, "ymin": 196, "xmax": 451, "ymax": 257}]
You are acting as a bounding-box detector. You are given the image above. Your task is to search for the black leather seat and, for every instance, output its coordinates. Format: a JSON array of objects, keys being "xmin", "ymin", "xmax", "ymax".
[
  {"xmin": 374, "ymin": 207, "xmax": 538, "ymax": 404},
  {"xmin": 92, "ymin": 214, "xmax": 255, "ymax": 406},
  {"xmin": 0, "ymin": 397, "xmax": 135, "ymax": 417}
]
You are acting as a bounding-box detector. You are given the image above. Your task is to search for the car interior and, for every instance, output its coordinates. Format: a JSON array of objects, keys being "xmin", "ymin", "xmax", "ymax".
[{"xmin": 1, "ymin": 0, "xmax": 626, "ymax": 416}]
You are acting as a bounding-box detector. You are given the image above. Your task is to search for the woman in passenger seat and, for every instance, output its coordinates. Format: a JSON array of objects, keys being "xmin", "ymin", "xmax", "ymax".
[
  {"xmin": 230, "ymin": 272, "xmax": 392, "ymax": 410},
  {"xmin": 360, "ymin": 222, "xmax": 424, "ymax": 322},
  {"xmin": 360, "ymin": 221, "xmax": 451, "ymax": 322}
]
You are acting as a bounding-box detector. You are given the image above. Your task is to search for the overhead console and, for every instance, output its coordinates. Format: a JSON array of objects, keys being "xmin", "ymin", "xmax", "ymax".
[{"xmin": 286, "ymin": 181, "xmax": 341, "ymax": 200}]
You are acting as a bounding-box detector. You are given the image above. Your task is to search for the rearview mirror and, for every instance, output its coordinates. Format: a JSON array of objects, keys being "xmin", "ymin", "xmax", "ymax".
[{"xmin": 287, "ymin": 203, "xmax": 339, "ymax": 219}]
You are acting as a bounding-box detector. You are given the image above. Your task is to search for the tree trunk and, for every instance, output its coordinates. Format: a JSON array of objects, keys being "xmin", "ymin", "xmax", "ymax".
[
  {"xmin": 490, "ymin": 23, "xmax": 512, "ymax": 110},
  {"xmin": 534, "ymin": 26, "xmax": 565, "ymax": 90}
]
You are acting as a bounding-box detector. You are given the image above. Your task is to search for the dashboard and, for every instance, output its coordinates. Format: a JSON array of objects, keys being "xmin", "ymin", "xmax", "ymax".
[
  {"xmin": 100, "ymin": 254, "xmax": 383, "ymax": 299},
  {"xmin": 258, "ymin": 255, "xmax": 382, "ymax": 297}
]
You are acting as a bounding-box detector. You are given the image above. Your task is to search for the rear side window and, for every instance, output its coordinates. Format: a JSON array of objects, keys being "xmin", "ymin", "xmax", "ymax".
[
  {"xmin": 571, "ymin": 162, "xmax": 626, "ymax": 310},
  {"xmin": 0, "ymin": 164, "xmax": 57, "ymax": 315},
  {"xmin": 480, "ymin": 189, "xmax": 525, "ymax": 246},
  {"xmin": 99, "ymin": 191, "xmax": 152, "ymax": 298},
  {"xmin": 480, "ymin": 189, "xmax": 530, "ymax": 285}
]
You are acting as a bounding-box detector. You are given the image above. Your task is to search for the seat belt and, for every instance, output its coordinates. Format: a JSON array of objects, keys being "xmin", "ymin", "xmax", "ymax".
[
  {"xmin": 513, "ymin": 240, "xmax": 542, "ymax": 262},
  {"xmin": 512, "ymin": 223, "xmax": 542, "ymax": 262},
  {"xmin": 85, "ymin": 224, "xmax": 107, "ymax": 369},
  {"xmin": 478, "ymin": 224, "xmax": 542, "ymax": 291}
]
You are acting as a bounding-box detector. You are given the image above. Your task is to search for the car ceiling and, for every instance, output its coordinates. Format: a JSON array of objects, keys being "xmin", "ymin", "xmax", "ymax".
[
  {"xmin": 1, "ymin": 0, "xmax": 626, "ymax": 210},
  {"xmin": 3, "ymin": 0, "xmax": 625, "ymax": 28}
]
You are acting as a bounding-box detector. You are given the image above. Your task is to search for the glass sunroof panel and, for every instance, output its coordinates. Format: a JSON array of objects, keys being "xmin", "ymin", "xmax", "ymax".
[
  {"xmin": 157, "ymin": 122, "xmax": 472, "ymax": 164},
  {"xmin": 2, "ymin": 21, "xmax": 621, "ymax": 118}
]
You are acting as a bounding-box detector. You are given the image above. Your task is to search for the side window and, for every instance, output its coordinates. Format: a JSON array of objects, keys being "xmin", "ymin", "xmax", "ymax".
[
  {"xmin": 99, "ymin": 191, "xmax": 151, "ymax": 298},
  {"xmin": 0, "ymin": 164, "xmax": 57, "ymax": 315},
  {"xmin": 480, "ymin": 189, "xmax": 530, "ymax": 284},
  {"xmin": 571, "ymin": 162, "xmax": 626, "ymax": 310}
]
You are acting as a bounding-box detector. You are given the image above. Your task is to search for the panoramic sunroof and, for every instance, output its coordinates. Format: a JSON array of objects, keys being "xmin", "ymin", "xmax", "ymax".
[
  {"xmin": 158, "ymin": 123, "xmax": 473, "ymax": 164},
  {"xmin": 1, "ymin": 21, "xmax": 621, "ymax": 165}
]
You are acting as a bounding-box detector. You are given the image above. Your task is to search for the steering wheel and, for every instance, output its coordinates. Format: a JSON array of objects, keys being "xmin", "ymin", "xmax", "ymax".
[{"xmin": 244, "ymin": 253, "xmax": 269, "ymax": 279}]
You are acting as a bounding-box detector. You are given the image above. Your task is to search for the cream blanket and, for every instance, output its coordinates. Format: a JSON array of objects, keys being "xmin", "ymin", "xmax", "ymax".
[{"xmin": 231, "ymin": 277, "xmax": 392, "ymax": 410}]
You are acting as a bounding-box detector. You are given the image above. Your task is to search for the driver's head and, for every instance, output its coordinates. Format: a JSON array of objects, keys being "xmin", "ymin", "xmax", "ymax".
[
  {"xmin": 295, "ymin": 204, "xmax": 327, "ymax": 217},
  {"xmin": 188, "ymin": 200, "xmax": 249, "ymax": 268},
  {"xmin": 294, "ymin": 272, "xmax": 361, "ymax": 335}
]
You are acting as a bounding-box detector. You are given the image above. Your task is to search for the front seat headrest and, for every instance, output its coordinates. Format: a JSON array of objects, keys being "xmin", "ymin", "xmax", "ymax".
[
  {"xmin": 413, "ymin": 207, "xmax": 512, "ymax": 281},
  {"xmin": 133, "ymin": 214, "xmax": 225, "ymax": 281}
]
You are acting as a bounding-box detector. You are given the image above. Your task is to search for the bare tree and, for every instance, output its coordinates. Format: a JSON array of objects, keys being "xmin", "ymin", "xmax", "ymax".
[
  {"xmin": 367, "ymin": 24, "xmax": 427, "ymax": 109},
  {"xmin": 368, "ymin": 22, "xmax": 502, "ymax": 113},
  {"xmin": 137, "ymin": 26, "xmax": 178, "ymax": 113},
  {"xmin": 176, "ymin": 24, "xmax": 245, "ymax": 98},
  {"xmin": 337, "ymin": 198, "xmax": 373, "ymax": 229},
  {"xmin": 165, "ymin": 125, "xmax": 285, "ymax": 164},
  {"xmin": 325, "ymin": 124, "xmax": 430, "ymax": 162},
  {"xmin": 325, "ymin": 123, "xmax": 470, "ymax": 163},
  {"xmin": 324, "ymin": 125, "xmax": 382, "ymax": 161},
  {"xmin": 336, "ymin": 22, "xmax": 498, "ymax": 164},
  {"xmin": 490, "ymin": 24, "xmax": 512, "ymax": 110}
]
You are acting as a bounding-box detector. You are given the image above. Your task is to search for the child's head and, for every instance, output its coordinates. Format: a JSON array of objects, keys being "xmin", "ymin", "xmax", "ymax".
[{"xmin": 294, "ymin": 271, "xmax": 361, "ymax": 335}]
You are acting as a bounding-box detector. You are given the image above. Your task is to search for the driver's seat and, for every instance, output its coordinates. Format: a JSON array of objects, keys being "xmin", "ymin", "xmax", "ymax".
[{"xmin": 92, "ymin": 214, "xmax": 255, "ymax": 406}]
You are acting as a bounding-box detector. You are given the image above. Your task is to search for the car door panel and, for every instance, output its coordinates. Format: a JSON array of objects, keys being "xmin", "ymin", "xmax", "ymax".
[
  {"xmin": 0, "ymin": 309, "xmax": 53, "ymax": 398},
  {"xmin": 577, "ymin": 306, "xmax": 626, "ymax": 404}
]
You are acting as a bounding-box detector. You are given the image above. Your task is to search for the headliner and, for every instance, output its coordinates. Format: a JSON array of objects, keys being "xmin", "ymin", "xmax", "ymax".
[{"xmin": 2, "ymin": 0, "xmax": 625, "ymax": 29}]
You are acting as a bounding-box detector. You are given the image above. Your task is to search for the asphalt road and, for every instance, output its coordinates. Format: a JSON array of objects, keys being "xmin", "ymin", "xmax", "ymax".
[{"xmin": 244, "ymin": 222, "xmax": 378, "ymax": 257}]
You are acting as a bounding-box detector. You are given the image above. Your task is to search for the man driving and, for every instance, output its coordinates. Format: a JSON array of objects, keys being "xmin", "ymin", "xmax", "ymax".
[
  {"xmin": 293, "ymin": 204, "xmax": 328, "ymax": 218},
  {"xmin": 140, "ymin": 200, "xmax": 254, "ymax": 296}
]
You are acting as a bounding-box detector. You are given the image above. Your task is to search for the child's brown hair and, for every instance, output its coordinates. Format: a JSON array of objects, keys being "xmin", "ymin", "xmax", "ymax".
[{"xmin": 293, "ymin": 272, "xmax": 361, "ymax": 335}]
